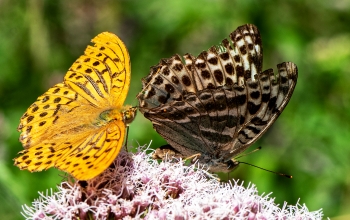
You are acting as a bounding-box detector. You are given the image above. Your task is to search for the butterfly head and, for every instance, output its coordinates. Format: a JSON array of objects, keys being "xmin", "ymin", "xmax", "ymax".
[
  {"xmin": 227, "ymin": 159, "xmax": 240, "ymax": 171},
  {"xmin": 122, "ymin": 106, "xmax": 138, "ymax": 125}
]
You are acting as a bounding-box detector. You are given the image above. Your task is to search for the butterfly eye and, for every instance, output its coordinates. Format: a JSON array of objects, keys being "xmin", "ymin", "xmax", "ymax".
[{"xmin": 227, "ymin": 160, "xmax": 240, "ymax": 170}]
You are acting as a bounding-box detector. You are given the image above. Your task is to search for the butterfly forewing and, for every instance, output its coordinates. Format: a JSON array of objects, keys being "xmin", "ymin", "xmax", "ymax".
[
  {"xmin": 139, "ymin": 24, "xmax": 263, "ymax": 110},
  {"xmin": 230, "ymin": 62, "xmax": 297, "ymax": 156}
]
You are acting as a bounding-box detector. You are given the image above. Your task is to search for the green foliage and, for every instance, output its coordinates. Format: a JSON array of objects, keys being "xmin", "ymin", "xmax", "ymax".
[{"xmin": 1, "ymin": 0, "xmax": 350, "ymax": 219}]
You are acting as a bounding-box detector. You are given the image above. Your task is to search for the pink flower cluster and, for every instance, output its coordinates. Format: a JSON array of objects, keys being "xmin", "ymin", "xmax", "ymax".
[{"xmin": 22, "ymin": 146, "xmax": 324, "ymax": 219}]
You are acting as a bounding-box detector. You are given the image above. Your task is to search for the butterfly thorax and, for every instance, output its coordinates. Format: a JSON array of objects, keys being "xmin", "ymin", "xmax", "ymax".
[
  {"xmin": 93, "ymin": 106, "xmax": 137, "ymax": 127},
  {"xmin": 185, "ymin": 151, "xmax": 240, "ymax": 173},
  {"xmin": 198, "ymin": 156, "xmax": 234, "ymax": 173},
  {"xmin": 153, "ymin": 145, "xmax": 238, "ymax": 173},
  {"xmin": 202, "ymin": 142, "xmax": 242, "ymax": 173},
  {"xmin": 206, "ymin": 159, "xmax": 240, "ymax": 173},
  {"xmin": 93, "ymin": 109, "xmax": 123, "ymax": 127}
]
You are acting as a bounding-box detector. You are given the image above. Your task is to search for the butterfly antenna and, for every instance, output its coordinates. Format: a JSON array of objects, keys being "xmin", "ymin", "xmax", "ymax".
[
  {"xmin": 235, "ymin": 146, "xmax": 262, "ymax": 159},
  {"xmin": 238, "ymin": 161, "xmax": 292, "ymax": 178},
  {"xmin": 233, "ymin": 146, "xmax": 292, "ymax": 178}
]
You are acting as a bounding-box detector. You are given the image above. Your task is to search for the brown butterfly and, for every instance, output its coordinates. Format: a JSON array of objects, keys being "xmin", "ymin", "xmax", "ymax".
[{"xmin": 137, "ymin": 24, "xmax": 298, "ymax": 172}]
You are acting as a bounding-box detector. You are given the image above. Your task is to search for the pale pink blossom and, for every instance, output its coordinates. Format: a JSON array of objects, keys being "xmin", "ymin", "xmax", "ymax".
[{"xmin": 21, "ymin": 144, "xmax": 324, "ymax": 220}]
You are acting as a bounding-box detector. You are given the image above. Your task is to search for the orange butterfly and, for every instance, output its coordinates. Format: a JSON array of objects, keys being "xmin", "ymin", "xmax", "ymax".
[{"xmin": 14, "ymin": 32, "xmax": 136, "ymax": 180}]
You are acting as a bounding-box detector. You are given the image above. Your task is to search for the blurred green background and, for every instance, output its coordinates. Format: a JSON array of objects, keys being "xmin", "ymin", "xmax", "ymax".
[{"xmin": 1, "ymin": 0, "xmax": 349, "ymax": 219}]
